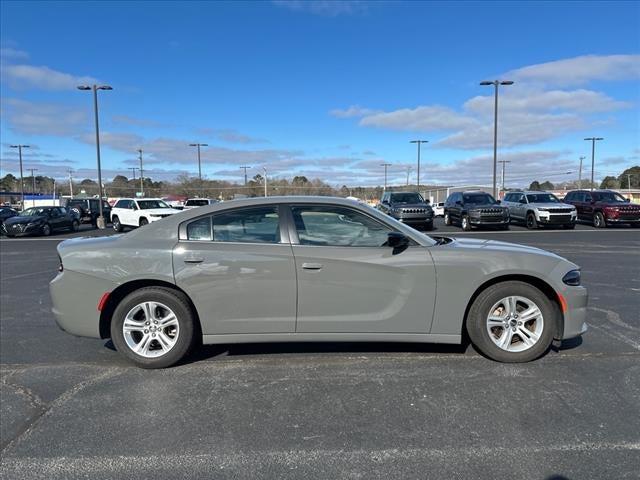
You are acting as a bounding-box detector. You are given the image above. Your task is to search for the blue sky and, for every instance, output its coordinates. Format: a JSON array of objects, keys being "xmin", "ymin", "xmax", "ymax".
[{"xmin": 1, "ymin": 0, "xmax": 639, "ymax": 188}]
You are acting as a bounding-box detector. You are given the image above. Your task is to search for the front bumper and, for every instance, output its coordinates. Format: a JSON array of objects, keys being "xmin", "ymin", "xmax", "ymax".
[
  {"xmin": 469, "ymin": 217, "xmax": 510, "ymax": 225},
  {"xmin": 50, "ymin": 269, "xmax": 118, "ymax": 338},
  {"xmin": 2, "ymin": 223, "xmax": 44, "ymax": 236},
  {"xmin": 605, "ymin": 216, "xmax": 640, "ymax": 224}
]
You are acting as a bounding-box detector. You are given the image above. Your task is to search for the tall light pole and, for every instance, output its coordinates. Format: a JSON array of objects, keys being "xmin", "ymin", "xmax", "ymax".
[
  {"xmin": 189, "ymin": 143, "xmax": 208, "ymax": 182},
  {"xmin": 68, "ymin": 168, "xmax": 74, "ymax": 198},
  {"xmin": 498, "ymin": 160, "xmax": 511, "ymax": 195},
  {"xmin": 137, "ymin": 149, "xmax": 144, "ymax": 197},
  {"xmin": 584, "ymin": 137, "xmax": 604, "ymax": 191},
  {"xmin": 410, "ymin": 140, "xmax": 428, "ymax": 190},
  {"xmin": 480, "ymin": 80, "xmax": 514, "ymax": 198},
  {"xmin": 240, "ymin": 165, "xmax": 251, "ymax": 186},
  {"xmin": 406, "ymin": 166, "xmax": 412, "ymax": 186},
  {"xmin": 578, "ymin": 156, "xmax": 586, "ymax": 189},
  {"xmin": 28, "ymin": 168, "xmax": 38, "ymax": 202},
  {"xmin": 78, "ymin": 84, "xmax": 112, "ymax": 229},
  {"xmin": 381, "ymin": 163, "xmax": 392, "ymax": 190},
  {"xmin": 263, "ymin": 167, "xmax": 268, "ymax": 197},
  {"xmin": 9, "ymin": 144, "xmax": 29, "ymax": 209}
]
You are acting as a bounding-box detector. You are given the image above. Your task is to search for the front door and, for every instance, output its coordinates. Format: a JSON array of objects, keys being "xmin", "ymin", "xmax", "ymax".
[
  {"xmin": 172, "ymin": 205, "xmax": 297, "ymax": 335},
  {"xmin": 287, "ymin": 204, "xmax": 437, "ymax": 333}
]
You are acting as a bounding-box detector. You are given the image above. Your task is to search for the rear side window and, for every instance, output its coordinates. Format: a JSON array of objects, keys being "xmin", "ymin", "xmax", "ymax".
[
  {"xmin": 187, "ymin": 217, "xmax": 212, "ymax": 241},
  {"xmin": 213, "ymin": 207, "xmax": 280, "ymax": 243}
]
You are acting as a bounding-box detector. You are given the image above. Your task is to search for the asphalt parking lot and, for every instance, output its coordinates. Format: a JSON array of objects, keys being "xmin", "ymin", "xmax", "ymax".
[{"xmin": 1, "ymin": 219, "xmax": 639, "ymax": 479}]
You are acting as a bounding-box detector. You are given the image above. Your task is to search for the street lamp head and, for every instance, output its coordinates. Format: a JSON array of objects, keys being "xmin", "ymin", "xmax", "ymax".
[
  {"xmin": 10, "ymin": 145, "xmax": 30, "ymax": 148},
  {"xmin": 98, "ymin": 86, "xmax": 113, "ymax": 90},
  {"xmin": 410, "ymin": 140, "xmax": 429, "ymax": 144},
  {"xmin": 500, "ymin": 81, "xmax": 514, "ymax": 85},
  {"xmin": 596, "ymin": 137, "xmax": 604, "ymax": 141},
  {"xmin": 77, "ymin": 86, "xmax": 91, "ymax": 90},
  {"xmin": 479, "ymin": 81, "xmax": 495, "ymax": 86},
  {"xmin": 201, "ymin": 143, "xmax": 209, "ymax": 147}
]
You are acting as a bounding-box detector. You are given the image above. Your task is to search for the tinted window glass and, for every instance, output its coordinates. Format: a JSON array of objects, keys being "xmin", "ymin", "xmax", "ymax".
[
  {"xmin": 526, "ymin": 193, "xmax": 560, "ymax": 203},
  {"xmin": 291, "ymin": 205, "xmax": 392, "ymax": 247},
  {"xmin": 137, "ymin": 200, "xmax": 170, "ymax": 209},
  {"xmin": 463, "ymin": 193, "xmax": 496, "ymax": 205},
  {"xmin": 186, "ymin": 199, "xmax": 210, "ymax": 207},
  {"xmin": 592, "ymin": 191, "xmax": 626, "ymax": 203},
  {"xmin": 187, "ymin": 217, "xmax": 212, "ymax": 241},
  {"xmin": 389, "ymin": 193, "xmax": 424, "ymax": 204},
  {"xmin": 564, "ymin": 192, "xmax": 574, "ymax": 201},
  {"xmin": 114, "ymin": 200, "xmax": 128, "ymax": 208},
  {"xmin": 213, "ymin": 207, "xmax": 279, "ymax": 243}
]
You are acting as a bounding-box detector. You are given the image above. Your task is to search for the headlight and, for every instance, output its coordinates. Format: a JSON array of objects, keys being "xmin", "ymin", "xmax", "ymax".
[
  {"xmin": 538, "ymin": 208, "xmax": 549, "ymax": 212},
  {"xmin": 562, "ymin": 269, "xmax": 581, "ymax": 286}
]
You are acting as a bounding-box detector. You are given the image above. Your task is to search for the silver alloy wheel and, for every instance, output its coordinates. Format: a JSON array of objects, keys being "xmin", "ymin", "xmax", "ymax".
[
  {"xmin": 486, "ymin": 295, "xmax": 544, "ymax": 352},
  {"xmin": 122, "ymin": 301, "xmax": 180, "ymax": 358},
  {"xmin": 462, "ymin": 216, "xmax": 469, "ymax": 229}
]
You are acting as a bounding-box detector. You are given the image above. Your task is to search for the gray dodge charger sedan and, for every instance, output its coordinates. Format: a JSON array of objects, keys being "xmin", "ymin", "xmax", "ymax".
[{"xmin": 50, "ymin": 196, "xmax": 588, "ymax": 368}]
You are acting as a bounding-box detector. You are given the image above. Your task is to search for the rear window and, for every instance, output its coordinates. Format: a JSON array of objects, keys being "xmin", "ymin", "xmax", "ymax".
[{"xmin": 186, "ymin": 199, "xmax": 210, "ymax": 207}]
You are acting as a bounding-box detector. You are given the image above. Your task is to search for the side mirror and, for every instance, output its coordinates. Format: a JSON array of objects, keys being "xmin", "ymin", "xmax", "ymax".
[
  {"xmin": 455, "ymin": 200, "xmax": 463, "ymax": 206},
  {"xmin": 519, "ymin": 199, "xmax": 527, "ymax": 204},
  {"xmin": 496, "ymin": 199, "xmax": 501, "ymax": 204},
  {"xmin": 625, "ymin": 198, "xmax": 631, "ymax": 203},
  {"xmin": 387, "ymin": 232, "xmax": 409, "ymax": 250},
  {"xmin": 382, "ymin": 200, "xmax": 389, "ymax": 205}
]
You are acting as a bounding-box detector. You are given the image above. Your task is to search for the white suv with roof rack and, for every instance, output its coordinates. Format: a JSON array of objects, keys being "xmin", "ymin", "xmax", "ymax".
[
  {"xmin": 502, "ymin": 191, "xmax": 577, "ymax": 229},
  {"xmin": 110, "ymin": 198, "xmax": 182, "ymax": 232}
]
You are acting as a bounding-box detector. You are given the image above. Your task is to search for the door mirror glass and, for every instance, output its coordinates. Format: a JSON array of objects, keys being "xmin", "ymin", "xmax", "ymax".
[
  {"xmin": 625, "ymin": 198, "xmax": 631, "ymax": 203},
  {"xmin": 455, "ymin": 200, "xmax": 463, "ymax": 206},
  {"xmin": 382, "ymin": 200, "xmax": 389, "ymax": 205},
  {"xmin": 386, "ymin": 231, "xmax": 409, "ymax": 249}
]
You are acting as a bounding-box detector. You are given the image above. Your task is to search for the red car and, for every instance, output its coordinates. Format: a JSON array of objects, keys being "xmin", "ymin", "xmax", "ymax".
[{"xmin": 563, "ymin": 190, "xmax": 640, "ymax": 228}]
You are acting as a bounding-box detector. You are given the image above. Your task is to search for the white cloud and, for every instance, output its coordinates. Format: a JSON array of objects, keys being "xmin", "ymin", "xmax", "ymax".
[
  {"xmin": 507, "ymin": 54, "xmax": 640, "ymax": 87},
  {"xmin": 330, "ymin": 105, "xmax": 380, "ymax": 118},
  {"xmin": 273, "ymin": 0, "xmax": 368, "ymax": 16},
  {"xmin": 360, "ymin": 106, "xmax": 478, "ymax": 132},
  {"xmin": 0, "ymin": 47, "xmax": 29, "ymax": 60},
  {"xmin": 1, "ymin": 64, "xmax": 99, "ymax": 91},
  {"xmin": 1, "ymin": 98, "xmax": 88, "ymax": 136}
]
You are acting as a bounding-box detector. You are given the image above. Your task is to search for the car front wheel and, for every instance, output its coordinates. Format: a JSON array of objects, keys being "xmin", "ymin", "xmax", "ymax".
[
  {"xmin": 526, "ymin": 213, "xmax": 538, "ymax": 229},
  {"xmin": 112, "ymin": 216, "xmax": 123, "ymax": 232},
  {"xmin": 444, "ymin": 212, "xmax": 451, "ymax": 226},
  {"xmin": 593, "ymin": 212, "xmax": 606, "ymax": 228},
  {"xmin": 466, "ymin": 281, "xmax": 557, "ymax": 362},
  {"xmin": 461, "ymin": 215, "xmax": 471, "ymax": 231},
  {"xmin": 70, "ymin": 220, "xmax": 79, "ymax": 232},
  {"xmin": 110, "ymin": 287, "xmax": 197, "ymax": 368},
  {"xmin": 41, "ymin": 224, "xmax": 51, "ymax": 236}
]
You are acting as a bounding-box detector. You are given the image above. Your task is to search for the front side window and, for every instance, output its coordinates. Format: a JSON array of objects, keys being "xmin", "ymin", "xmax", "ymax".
[
  {"xmin": 291, "ymin": 205, "xmax": 393, "ymax": 247},
  {"xmin": 213, "ymin": 207, "xmax": 280, "ymax": 243},
  {"xmin": 114, "ymin": 199, "xmax": 129, "ymax": 209},
  {"xmin": 137, "ymin": 200, "xmax": 170, "ymax": 210}
]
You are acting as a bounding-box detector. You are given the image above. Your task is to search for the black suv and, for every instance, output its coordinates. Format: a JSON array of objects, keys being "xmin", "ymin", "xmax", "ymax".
[
  {"xmin": 378, "ymin": 191, "xmax": 434, "ymax": 230},
  {"xmin": 444, "ymin": 191, "xmax": 510, "ymax": 231},
  {"xmin": 62, "ymin": 198, "xmax": 112, "ymax": 226}
]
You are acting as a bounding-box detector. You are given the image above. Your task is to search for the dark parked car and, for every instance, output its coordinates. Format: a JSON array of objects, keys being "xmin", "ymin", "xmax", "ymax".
[
  {"xmin": 444, "ymin": 191, "xmax": 510, "ymax": 231},
  {"xmin": 62, "ymin": 198, "xmax": 112, "ymax": 226},
  {"xmin": 2, "ymin": 206, "xmax": 80, "ymax": 237},
  {"xmin": 563, "ymin": 190, "xmax": 640, "ymax": 228},
  {"xmin": 378, "ymin": 191, "xmax": 434, "ymax": 230},
  {"xmin": 0, "ymin": 207, "xmax": 18, "ymax": 234}
]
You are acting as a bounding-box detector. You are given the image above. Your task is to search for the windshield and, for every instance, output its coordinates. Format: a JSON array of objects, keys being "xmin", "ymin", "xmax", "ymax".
[
  {"xmin": 463, "ymin": 193, "xmax": 496, "ymax": 205},
  {"xmin": 526, "ymin": 193, "xmax": 560, "ymax": 203},
  {"xmin": 390, "ymin": 193, "xmax": 424, "ymax": 204},
  {"xmin": 186, "ymin": 199, "xmax": 210, "ymax": 206},
  {"xmin": 20, "ymin": 208, "xmax": 49, "ymax": 217},
  {"xmin": 593, "ymin": 192, "xmax": 627, "ymax": 203},
  {"xmin": 137, "ymin": 200, "xmax": 171, "ymax": 209}
]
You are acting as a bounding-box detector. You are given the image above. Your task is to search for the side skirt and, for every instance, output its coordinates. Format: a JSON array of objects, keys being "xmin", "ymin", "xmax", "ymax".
[{"xmin": 202, "ymin": 333, "xmax": 462, "ymax": 345}]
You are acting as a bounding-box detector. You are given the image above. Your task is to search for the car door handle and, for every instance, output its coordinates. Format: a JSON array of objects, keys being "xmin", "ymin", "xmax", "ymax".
[
  {"xmin": 302, "ymin": 262, "xmax": 323, "ymax": 270},
  {"xmin": 183, "ymin": 256, "xmax": 204, "ymax": 264}
]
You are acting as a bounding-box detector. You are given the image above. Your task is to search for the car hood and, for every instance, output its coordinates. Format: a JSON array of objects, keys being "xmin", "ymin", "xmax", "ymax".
[
  {"xmin": 5, "ymin": 215, "xmax": 47, "ymax": 225},
  {"xmin": 139, "ymin": 208, "xmax": 181, "ymax": 215},
  {"xmin": 527, "ymin": 202, "xmax": 575, "ymax": 209},
  {"xmin": 446, "ymin": 236, "xmax": 564, "ymax": 260}
]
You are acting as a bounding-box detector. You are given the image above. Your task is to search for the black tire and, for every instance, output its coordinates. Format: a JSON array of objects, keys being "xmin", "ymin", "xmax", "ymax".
[
  {"xmin": 444, "ymin": 212, "xmax": 451, "ymax": 226},
  {"xmin": 41, "ymin": 223, "xmax": 51, "ymax": 236},
  {"xmin": 593, "ymin": 212, "xmax": 606, "ymax": 228},
  {"xmin": 70, "ymin": 220, "xmax": 79, "ymax": 232},
  {"xmin": 563, "ymin": 223, "xmax": 576, "ymax": 230},
  {"xmin": 110, "ymin": 287, "xmax": 197, "ymax": 368},
  {"xmin": 139, "ymin": 217, "xmax": 149, "ymax": 227},
  {"xmin": 466, "ymin": 281, "xmax": 557, "ymax": 363},
  {"xmin": 112, "ymin": 216, "xmax": 123, "ymax": 232},
  {"xmin": 526, "ymin": 212, "xmax": 538, "ymax": 229},
  {"xmin": 461, "ymin": 215, "xmax": 471, "ymax": 231},
  {"xmin": 424, "ymin": 221, "xmax": 433, "ymax": 231}
]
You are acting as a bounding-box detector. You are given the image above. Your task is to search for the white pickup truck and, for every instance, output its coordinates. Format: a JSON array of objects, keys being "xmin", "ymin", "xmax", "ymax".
[{"xmin": 110, "ymin": 198, "xmax": 182, "ymax": 232}]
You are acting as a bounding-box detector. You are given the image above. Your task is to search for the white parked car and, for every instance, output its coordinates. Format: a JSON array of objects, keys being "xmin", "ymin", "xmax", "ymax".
[
  {"xmin": 432, "ymin": 202, "xmax": 445, "ymax": 217},
  {"xmin": 183, "ymin": 198, "xmax": 218, "ymax": 210},
  {"xmin": 110, "ymin": 198, "xmax": 182, "ymax": 232}
]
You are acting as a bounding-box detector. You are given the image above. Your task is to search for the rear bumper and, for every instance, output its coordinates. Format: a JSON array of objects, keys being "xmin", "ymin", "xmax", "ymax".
[
  {"xmin": 558, "ymin": 286, "xmax": 589, "ymax": 340},
  {"xmin": 50, "ymin": 270, "xmax": 118, "ymax": 338}
]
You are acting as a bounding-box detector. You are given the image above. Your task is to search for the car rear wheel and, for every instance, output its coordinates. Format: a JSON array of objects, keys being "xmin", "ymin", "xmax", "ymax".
[
  {"xmin": 70, "ymin": 220, "xmax": 79, "ymax": 232},
  {"xmin": 111, "ymin": 287, "xmax": 197, "ymax": 368},
  {"xmin": 41, "ymin": 224, "xmax": 51, "ymax": 236},
  {"xmin": 593, "ymin": 212, "xmax": 606, "ymax": 228},
  {"xmin": 112, "ymin": 216, "xmax": 123, "ymax": 232},
  {"xmin": 526, "ymin": 213, "xmax": 538, "ymax": 229},
  {"xmin": 466, "ymin": 281, "xmax": 556, "ymax": 362},
  {"xmin": 461, "ymin": 215, "xmax": 471, "ymax": 231},
  {"xmin": 444, "ymin": 212, "xmax": 451, "ymax": 226}
]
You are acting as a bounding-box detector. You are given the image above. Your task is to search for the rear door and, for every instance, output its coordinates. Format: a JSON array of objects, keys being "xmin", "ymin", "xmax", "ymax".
[
  {"xmin": 172, "ymin": 205, "xmax": 297, "ymax": 334},
  {"xmin": 287, "ymin": 204, "xmax": 437, "ymax": 333}
]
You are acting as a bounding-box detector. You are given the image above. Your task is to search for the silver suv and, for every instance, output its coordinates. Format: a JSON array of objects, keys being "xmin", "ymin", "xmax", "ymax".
[{"xmin": 502, "ymin": 191, "xmax": 577, "ymax": 229}]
